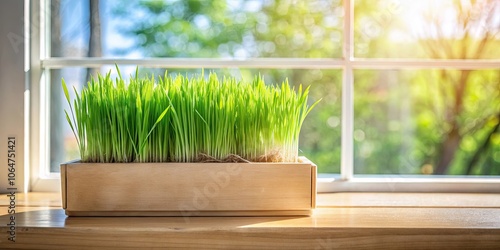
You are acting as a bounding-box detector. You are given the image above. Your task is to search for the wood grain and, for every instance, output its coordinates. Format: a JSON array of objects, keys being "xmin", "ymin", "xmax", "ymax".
[
  {"xmin": 317, "ymin": 192, "xmax": 500, "ymax": 208},
  {"xmin": 0, "ymin": 192, "xmax": 61, "ymax": 207},
  {"xmin": 0, "ymin": 193, "xmax": 499, "ymax": 249},
  {"xmin": 62, "ymin": 161, "xmax": 315, "ymax": 215},
  {"xmin": 1, "ymin": 226, "xmax": 499, "ymax": 249},
  {"xmin": 64, "ymin": 210, "xmax": 312, "ymax": 216},
  {"xmin": 60, "ymin": 163, "xmax": 67, "ymax": 209},
  {"xmin": 2, "ymin": 207, "xmax": 499, "ymax": 229}
]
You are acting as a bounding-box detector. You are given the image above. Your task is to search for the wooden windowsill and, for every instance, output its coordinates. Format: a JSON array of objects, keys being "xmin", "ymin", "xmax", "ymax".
[{"xmin": 1, "ymin": 192, "xmax": 499, "ymax": 249}]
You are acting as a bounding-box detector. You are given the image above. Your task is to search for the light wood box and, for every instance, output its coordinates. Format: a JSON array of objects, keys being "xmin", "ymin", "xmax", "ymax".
[{"xmin": 60, "ymin": 157, "xmax": 317, "ymax": 216}]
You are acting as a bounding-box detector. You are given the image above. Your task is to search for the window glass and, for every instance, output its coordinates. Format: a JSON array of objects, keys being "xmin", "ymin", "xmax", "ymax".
[
  {"xmin": 50, "ymin": 0, "xmax": 343, "ymax": 58},
  {"xmin": 45, "ymin": 0, "xmax": 500, "ymax": 179},
  {"xmin": 50, "ymin": 67, "xmax": 341, "ymax": 173},
  {"xmin": 354, "ymin": 0, "xmax": 500, "ymax": 58},
  {"xmin": 354, "ymin": 69, "xmax": 500, "ymax": 175}
]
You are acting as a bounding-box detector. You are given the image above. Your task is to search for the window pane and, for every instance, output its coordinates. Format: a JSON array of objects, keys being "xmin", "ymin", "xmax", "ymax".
[
  {"xmin": 50, "ymin": 0, "xmax": 343, "ymax": 58},
  {"xmin": 49, "ymin": 68, "xmax": 87, "ymax": 171},
  {"xmin": 354, "ymin": 69, "xmax": 500, "ymax": 175},
  {"xmin": 354, "ymin": 0, "xmax": 500, "ymax": 58},
  {"xmin": 50, "ymin": 67, "xmax": 341, "ymax": 173}
]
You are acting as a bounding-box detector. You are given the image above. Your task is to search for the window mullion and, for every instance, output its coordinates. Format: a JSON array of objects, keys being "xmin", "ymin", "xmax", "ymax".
[
  {"xmin": 41, "ymin": 58, "xmax": 347, "ymax": 69},
  {"xmin": 340, "ymin": 0, "xmax": 355, "ymax": 180},
  {"xmin": 341, "ymin": 67, "xmax": 354, "ymax": 180}
]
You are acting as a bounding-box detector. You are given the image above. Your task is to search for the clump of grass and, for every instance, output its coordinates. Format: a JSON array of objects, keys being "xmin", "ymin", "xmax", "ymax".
[{"xmin": 63, "ymin": 67, "xmax": 319, "ymax": 163}]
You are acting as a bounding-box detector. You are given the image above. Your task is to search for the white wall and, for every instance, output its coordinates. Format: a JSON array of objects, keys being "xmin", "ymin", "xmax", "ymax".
[{"xmin": 0, "ymin": 0, "xmax": 26, "ymax": 193}]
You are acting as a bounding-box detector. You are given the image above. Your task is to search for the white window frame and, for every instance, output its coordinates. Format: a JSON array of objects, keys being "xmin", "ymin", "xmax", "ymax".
[{"xmin": 28, "ymin": 0, "xmax": 500, "ymax": 192}]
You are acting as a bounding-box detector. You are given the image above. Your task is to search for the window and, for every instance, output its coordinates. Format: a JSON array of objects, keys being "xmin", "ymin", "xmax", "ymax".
[{"xmin": 30, "ymin": 0, "xmax": 500, "ymax": 192}]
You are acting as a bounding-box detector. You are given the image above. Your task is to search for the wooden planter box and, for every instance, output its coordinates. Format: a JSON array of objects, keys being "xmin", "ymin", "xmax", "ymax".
[{"xmin": 60, "ymin": 157, "xmax": 316, "ymax": 216}]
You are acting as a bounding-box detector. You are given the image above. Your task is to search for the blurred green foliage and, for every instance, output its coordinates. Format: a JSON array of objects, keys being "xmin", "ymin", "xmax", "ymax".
[{"xmin": 113, "ymin": 0, "xmax": 499, "ymax": 175}]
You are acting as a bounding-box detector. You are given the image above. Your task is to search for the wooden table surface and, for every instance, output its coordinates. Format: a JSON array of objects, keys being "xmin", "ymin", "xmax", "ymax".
[{"xmin": 0, "ymin": 192, "xmax": 499, "ymax": 249}]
